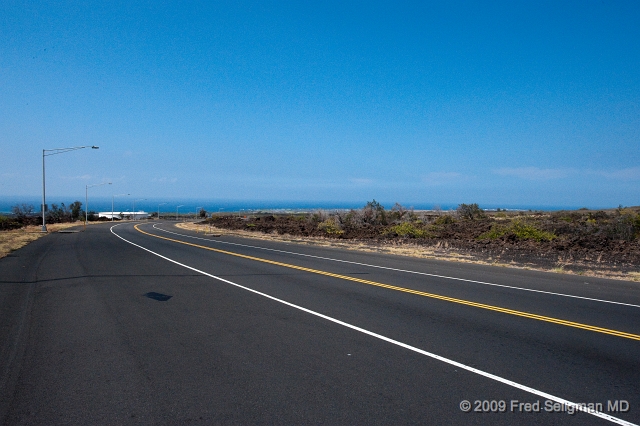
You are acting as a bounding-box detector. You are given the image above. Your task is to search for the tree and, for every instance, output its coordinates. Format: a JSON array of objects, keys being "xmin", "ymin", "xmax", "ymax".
[
  {"xmin": 47, "ymin": 203, "xmax": 65, "ymax": 223},
  {"xmin": 70, "ymin": 201, "xmax": 83, "ymax": 221},
  {"xmin": 390, "ymin": 203, "xmax": 407, "ymax": 221},
  {"xmin": 11, "ymin": 203, "xmax": 34, "ymax": 221},
  {"xmin": 363, "ymin": 199, "xmax": 387, "ymax": 225},
  {"xmin": 198, "ymin": 208, "xmax": 207, "ymax": 219},
  {"xmin": 457, "ymin": 203, "xmax": 485, "ymax": 220}
]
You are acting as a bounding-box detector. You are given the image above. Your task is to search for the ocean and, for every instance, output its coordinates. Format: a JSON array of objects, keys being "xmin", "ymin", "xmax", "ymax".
[{"xmin": 0, "ymin": 195, "xmax": 596, "ymax": 215}]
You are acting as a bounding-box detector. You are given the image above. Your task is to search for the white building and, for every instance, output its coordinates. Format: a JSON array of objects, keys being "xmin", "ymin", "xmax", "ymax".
[{"xmin": 98, "ymin": 211, "xmax": 150, "ymax": 220}]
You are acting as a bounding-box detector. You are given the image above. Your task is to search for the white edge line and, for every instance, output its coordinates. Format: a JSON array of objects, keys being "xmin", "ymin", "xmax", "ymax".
[
  {"xmin": 113, "ymin": 223, "xmax": 636, "ymax": 426},
  {"xmin": 151, "ymin": 223, "xmax": 640, "ymax": 309}
]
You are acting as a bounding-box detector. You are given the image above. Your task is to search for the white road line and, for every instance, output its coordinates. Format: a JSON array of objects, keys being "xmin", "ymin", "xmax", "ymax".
[
  {"xmin": 151, "ymin": 223, "xmax": 640, "ymax": 309},
  {"xmin": 112, "ymin": 223, "xmax": 636, "ymax": 426}
]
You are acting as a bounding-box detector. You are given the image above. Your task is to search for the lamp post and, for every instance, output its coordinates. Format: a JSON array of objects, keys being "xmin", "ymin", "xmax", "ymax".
[
  {"xmin": 85, "ymin": 182, "xmax": 111, "ymax": 229},
  {"xmin": 158, "ymin": 202, "xmax": 167, "ymax": 220},
  {"xmin": 41, "ymin": 145, "xmax": 99, "ymax": 232},
  {"xmin": 176, "ymin": 205, "xmax": 184, "ymax": 221},
  {"xmin": 132, "ymin": 198, "xmax": 146, "ymax": 221},
  {"xmin": 112, "ymin": 193, "xmax": 129, "ymax": 221}
]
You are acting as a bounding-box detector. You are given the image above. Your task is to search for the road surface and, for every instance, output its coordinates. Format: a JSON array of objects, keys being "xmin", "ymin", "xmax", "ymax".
[{"xmin": 1, "ymin": 221, "xmax": 638, "ymax": 425}]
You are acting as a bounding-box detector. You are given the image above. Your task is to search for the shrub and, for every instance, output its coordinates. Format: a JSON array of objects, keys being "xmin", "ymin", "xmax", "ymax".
[
  {"xmin": 457, "ymin": 203, "xmax": 485, "ymax": 220},
  {"xmin": 363, "ymin": 199, "xmax": 387, "ymax": 225},
  {"xmin": 387, "ymin": 222, "xmax": 428, "ymax": 238},
  {"xmin": 309, "ymin": 210, "xmax": 328, "ymax": 224},
  {"xmin": 389, "ymin": 203, "xmax": 408, "ymax": 221},
  {"xmin": 479, "ymin": 221, "xmax": 556, "ymax": 242},
  {"xmin": 318, "ymin": 219, "xmax": 344, "ymax": 235},
  {"xmin": 0, "ymin": 215, "xmax": 22, "ymax": 230},
  {"xmin": 434, "ymin": 215, "xmax": 455, "ymax": 225},
  {"xmin": 606, "ymin": 213, "xmax": 640, "ymax": 241},
  {"xmin": 336, "ymin": 209, "xmax": 363, "ymax": 229}
]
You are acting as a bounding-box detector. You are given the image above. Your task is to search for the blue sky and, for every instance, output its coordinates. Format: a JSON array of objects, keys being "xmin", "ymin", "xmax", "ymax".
[{"xmin": 1, "ymin": 1, "xmax": 639, "ymax": 209}]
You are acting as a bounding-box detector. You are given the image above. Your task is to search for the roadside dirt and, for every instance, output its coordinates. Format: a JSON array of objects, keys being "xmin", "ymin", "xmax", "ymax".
[
  {"xmin": 0, "ymin": 223, "xmax": 82, "ymax": 259},
  {"xmin": 179, "ymin": 210, "xmax": 640, "ymax": 283}
]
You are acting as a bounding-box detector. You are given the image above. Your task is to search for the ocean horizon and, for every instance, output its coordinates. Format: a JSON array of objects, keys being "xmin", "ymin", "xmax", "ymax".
[{"xmin": 0, "ymin": 195, "xmax": 612, "ymax": 215}]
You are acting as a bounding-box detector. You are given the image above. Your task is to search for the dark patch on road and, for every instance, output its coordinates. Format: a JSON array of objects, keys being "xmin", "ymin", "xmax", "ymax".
[{"xmin": 144, "ymin": 292, "xmax": 172, "ymax": 302}]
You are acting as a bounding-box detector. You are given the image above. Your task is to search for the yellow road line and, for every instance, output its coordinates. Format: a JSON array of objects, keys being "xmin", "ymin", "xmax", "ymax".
[{"xmin": 134, "ymin": 224, "xmax": 640, "ymax": 341}]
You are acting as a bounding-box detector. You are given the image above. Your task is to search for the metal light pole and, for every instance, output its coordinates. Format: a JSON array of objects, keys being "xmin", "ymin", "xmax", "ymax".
[
  {"xmin": 158, "ymin": 202, "xmax": 167, "ymax": 220},
  {"xmin": 112, "ymin": 193, "xmax": 129, "ymax": 221},
  {"xmin": 132, "ymin": 198, "xmax": 147, "ymax": 221},
  {"xmin": 176, "ymin": 205, "xmax": 184, "ymax": 221},
  {"xmin": 85, "ymin": 182, "xmax": 111, "ymax": 230},
  {"xmin": 41, "ymin": 145, "xmax": 99, "ymax": 232}
]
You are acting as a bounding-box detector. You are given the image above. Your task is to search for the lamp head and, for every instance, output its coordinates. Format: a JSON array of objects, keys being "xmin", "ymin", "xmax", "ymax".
[{"xmin": 91, "ymin": 146, "xmax": 99, "ymax": 149}]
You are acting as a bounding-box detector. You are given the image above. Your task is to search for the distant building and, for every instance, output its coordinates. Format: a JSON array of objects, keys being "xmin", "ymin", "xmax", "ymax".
[{"xmin": 98, "ymin": 211, "xmax": 150, "ymax": 220}]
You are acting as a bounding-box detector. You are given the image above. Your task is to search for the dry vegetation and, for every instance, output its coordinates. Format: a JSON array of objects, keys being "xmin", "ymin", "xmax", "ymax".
[
  {"xmin": 0, "ymin": 223, "xmax": 80, "ymax": 259},
  {"xmin": 197, "ymin": 202, "xmax": 640, "ymax": 282},
  {"xmin": 0, "ymin": 200, "xmax": 107, "ymax": 259},
  {"xmin": 3, "ymin": 201, "xmax": 639, "ymax": 282}
]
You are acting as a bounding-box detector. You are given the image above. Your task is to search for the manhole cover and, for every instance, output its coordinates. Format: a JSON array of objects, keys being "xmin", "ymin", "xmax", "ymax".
[{"xmin": 144, "ymin": 292, "xmax": 172, "ymax": 302}]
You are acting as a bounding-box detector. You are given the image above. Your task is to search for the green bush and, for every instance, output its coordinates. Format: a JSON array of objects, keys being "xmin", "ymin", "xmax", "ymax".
[
  {"xmin": 434, "ymin": 215, "xmax": 455, "ymax": 225},
  {"xmin": 607, "ymin": 213, "xmax": 640, "ymax": 241},
  {"xmin": 387, "ymin": 222, "xmax": 428, "ymax": 238},
  {"xmin": 479, "ymin": 221, "xmax": 556, "ymax": 242},
  {"xmin": 318, "ymin": 219, "xmax": 344, "ymax": 235},
  {"xmin": 0, "ymin": 215, "xmax": 22, "ymax": 230}
]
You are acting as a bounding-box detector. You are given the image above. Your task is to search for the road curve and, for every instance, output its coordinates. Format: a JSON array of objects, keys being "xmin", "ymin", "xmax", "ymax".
[{"xmin": 1, "ymin": 221, "xmax": 638, "ymax": 425}]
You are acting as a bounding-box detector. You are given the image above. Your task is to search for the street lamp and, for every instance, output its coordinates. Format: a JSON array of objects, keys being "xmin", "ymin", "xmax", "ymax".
[
  {"xmin": 86, "ymin": 182, "xmax": 111, "ymax": 229},
  {"xmin": 158, "ymin": 202, "xmax": 167, "ymax": 220},
  {"xmin": 41, "ymin": 145, "xmax": 99, "ymax": 232},
  {"xmin": 176, "ymin": 205, "xmax": 184, "ymax": 221},
  {"xmin": 132, "ymin": 198, "xmax": 146, "ymax": 221},
  {"xmin": 112, "ymin": 193, "xmax": 129, "ymax": 221}
]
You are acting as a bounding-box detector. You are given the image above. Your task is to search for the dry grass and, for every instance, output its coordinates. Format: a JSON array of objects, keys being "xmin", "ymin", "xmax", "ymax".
[
  {"xmin": 0, "ymin": 223, "xmax": 81, "ymax": 259},
  {"xmin": 175, "ymin": 222, "xmax": 640, "ymax": 283},
  {"xmin": 5, "ymin": 219, "xmax": 637, "ymax": 283}
]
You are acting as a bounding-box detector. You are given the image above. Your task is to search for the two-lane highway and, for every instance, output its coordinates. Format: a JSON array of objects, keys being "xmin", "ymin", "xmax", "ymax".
[{"xmin": 1, "ymin": 221, "xmax": 638, "ymax": 425}]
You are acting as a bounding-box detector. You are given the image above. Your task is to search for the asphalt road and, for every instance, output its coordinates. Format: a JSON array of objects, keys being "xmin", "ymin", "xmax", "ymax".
[{"xmin": 1, "ymin": 221, "xmax": 639, "ymax": 425}]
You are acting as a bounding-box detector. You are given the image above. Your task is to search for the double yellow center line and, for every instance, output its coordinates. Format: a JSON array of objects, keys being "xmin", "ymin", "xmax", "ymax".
[{"xmin": 135, "ymin": 224, "xmax": 640, "ymax": 341}]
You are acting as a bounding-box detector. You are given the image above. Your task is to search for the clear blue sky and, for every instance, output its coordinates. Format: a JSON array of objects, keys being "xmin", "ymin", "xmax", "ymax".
[{"xmin": 1, "ymin": 1, "xmax": 639, "ymax": 209}]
